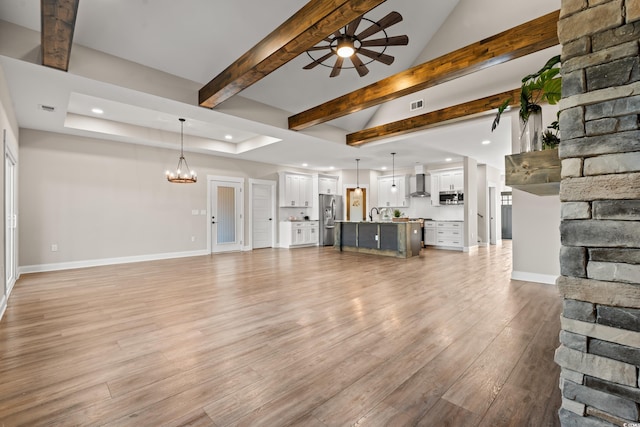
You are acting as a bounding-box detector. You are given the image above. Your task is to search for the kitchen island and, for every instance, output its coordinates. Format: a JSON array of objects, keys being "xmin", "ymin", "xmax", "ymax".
[{"xmin": 335, "ymin": 221, "xmax": 422, "ymax": 258}]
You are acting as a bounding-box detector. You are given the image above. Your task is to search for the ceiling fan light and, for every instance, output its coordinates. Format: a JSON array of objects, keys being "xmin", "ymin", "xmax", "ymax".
[{"xmin": 336, "ymin": 39, "xmax": 355, "ymax": 58}]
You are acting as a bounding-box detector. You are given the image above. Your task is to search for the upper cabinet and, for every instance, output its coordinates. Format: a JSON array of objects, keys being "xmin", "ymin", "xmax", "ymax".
[
  {"xmin": 280, "ymin": 172, "xmax": 314, "ymax": 207},
  {"xmin": 430, "ymin": 168, "xmax": 464, "ymax": 206},
  {"xmin": 377, "ymin": 175, "xmax": 409, "ymax": 207},
  {"xmin": 318, "ymin": 175, "xmax": 339, "ymax": 195},
  {"xmin": 438, "ymin": 170, "xmax": 464, "ymax": 192}
]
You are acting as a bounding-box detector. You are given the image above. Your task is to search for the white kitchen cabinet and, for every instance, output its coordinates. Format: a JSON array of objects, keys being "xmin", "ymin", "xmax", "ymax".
[
  {"xmin": 438, "ymin": 170, "xmax": 464, "ymax": 192},
  {"xmin": 279, "ymin": 173, "xmax": 313, "ymax": 207},
  {"xmin": 434, "ymin": 221, "xmax": 463, "ymax": 249},
  {"xmin": 424, "ymin": 221, "xmax": 437, "ymax": 245},
  {"xmin": 318, "ymin": 175, "xmax": 339, "ymax": 195},
  {"xmin": 377, "ymin": 175, "xmax": 409, "ymax": 208},
  {"xmin": 279, "ymin": 221, "xmax": 318, "ymax": 248}
]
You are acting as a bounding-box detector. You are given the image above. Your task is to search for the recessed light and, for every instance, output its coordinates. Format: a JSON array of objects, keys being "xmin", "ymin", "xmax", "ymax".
[
  {"xmin": 482, "ymin": 140, "xmax": 491, "ymax": 145},
  {"xmin": 329, "ymin": 166, "xmax": 335, "ymax": 170},
  {"xmin": 224, "ymin": 134, "xmax": 233, "ymax": 140},
  {"xmin": 302, "ymin": 163, "xmax": 308, "ymax": 167},
  {"xmin": 91, "ymin": 108, "xmax": 103, "ymax": 114},
  {"xmin": 381, "ymin": 166, "xmax": 387, "ymax": 170},
  {"xmin": 445, "ymin": 158, "xmax": 452, "ymax": 162}
]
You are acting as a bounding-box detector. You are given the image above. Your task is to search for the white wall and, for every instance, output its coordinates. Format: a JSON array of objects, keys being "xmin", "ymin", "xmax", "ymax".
[
  {"xmin": 477, "ymin": 165, "xmax": 488, "ymax": 244},
  {"xmin": 0, "ymin": 62, "xmax": 20, "ymax": 319},
  {"xmin": 463, "ymin": 157, "xmax": 478, "ymax": 251},
  {"xmin": 18, "ymin": 129, "xmax": 297, "ymax": 270},
  {"xmin": 511, "ymin": 190, "xmax": 560, "ymax": 284},
  {"xmin": 508, "ymin": 101, "xmax": 560, "ymax": 284}
]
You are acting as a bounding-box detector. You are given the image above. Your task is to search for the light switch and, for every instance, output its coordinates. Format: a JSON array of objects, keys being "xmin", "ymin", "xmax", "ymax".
[
  {"xmin": 200, "ymin": 210, "xmax": 206, "ymax": 215},
  {"xmin": 191, "ymin": 209, "xmax": 198, "ymax": 215}
]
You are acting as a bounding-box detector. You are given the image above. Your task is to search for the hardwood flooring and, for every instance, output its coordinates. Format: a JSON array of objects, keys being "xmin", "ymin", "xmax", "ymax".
[{"xmin": 0, "ymin": 242, "xmax": 562, "ymax": 426}]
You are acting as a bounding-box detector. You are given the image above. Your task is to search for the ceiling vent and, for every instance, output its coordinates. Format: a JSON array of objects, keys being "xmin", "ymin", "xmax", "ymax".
[
  {"xmin": 38, "ymin": 104, "xmax": 56, "ymax": 112},
  {"xmin": 410, "ymin": 99, "xmax": 424, "ymax": 111}
]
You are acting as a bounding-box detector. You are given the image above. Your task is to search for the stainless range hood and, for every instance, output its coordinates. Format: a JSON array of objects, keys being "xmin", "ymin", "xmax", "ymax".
[{"xmin": 410, "ymin": 166, "xmax": 430, "ymax": 197}]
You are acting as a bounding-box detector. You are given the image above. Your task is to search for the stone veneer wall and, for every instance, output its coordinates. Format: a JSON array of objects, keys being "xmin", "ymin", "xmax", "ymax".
[{"xmin": 554, "ymin": 0, "xmax": 640, "ymax": 426}]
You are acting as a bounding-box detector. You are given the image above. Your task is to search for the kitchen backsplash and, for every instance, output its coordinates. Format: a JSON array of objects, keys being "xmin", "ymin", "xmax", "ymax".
[{"xmin": 401, "ymin": 197, "xmax": 464, "ymax": 221}]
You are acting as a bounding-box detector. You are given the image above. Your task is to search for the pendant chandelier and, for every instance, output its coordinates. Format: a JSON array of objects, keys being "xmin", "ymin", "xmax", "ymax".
[
  {"xmin": 166, "ymin": 118, "xmax": 197, "ymax": 183},
  {"xmin": 354, "ymin": 158, "xmax": 362, "ymax": 195},
  {"xmin": 390, "ymin": 152, "xmax": 398, "ymax": 193}
]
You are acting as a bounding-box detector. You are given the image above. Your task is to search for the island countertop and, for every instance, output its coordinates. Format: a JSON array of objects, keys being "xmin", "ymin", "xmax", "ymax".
[{"xmin": 335, "ymin": 221, "xmax": 422, "ymax": 258}]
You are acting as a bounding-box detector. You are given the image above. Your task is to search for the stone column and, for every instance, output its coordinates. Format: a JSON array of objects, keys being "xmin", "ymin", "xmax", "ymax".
[{"xmin": 555, "ymin": 0, "xmax": 640, "ymax": 425}]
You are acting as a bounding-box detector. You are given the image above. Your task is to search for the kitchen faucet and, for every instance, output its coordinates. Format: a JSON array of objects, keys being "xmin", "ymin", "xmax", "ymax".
[{"xmin": 369, "ymin": 207, "xmax": 380, "ymax": 222}]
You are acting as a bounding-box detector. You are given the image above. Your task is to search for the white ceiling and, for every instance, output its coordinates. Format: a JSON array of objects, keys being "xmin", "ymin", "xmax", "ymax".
[{"xmin": 0, "ymin": 0, "xmax": 560, "ymax": 173}]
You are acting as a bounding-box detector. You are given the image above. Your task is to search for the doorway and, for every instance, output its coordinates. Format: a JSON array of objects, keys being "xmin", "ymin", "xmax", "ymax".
[
  {"xmin": 489, "ymin": 186, "xmax": 497, "ymax": 245},
  {"xmin": 250, "ymin": 179, "xmax": 276, "ymax": 249},
  {"xmin": 209, "ymin": 177, "xmax": 244, "ymax": 253},
  {"xmin": 501, "ymin": 192, "xmax": 513, "ymax": 240},
  {"xmin": 346, "ymin": 188, "xmax": 366, "ymax": 221},
  {"xmin": 4, "ymin": 132, "xmax": 17, "ymax": 297}
]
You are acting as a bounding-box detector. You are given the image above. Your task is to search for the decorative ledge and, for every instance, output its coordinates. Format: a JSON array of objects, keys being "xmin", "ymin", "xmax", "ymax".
[{"xmin": 505, "ymin": 148, "xmax": 560, "ymax": 196}]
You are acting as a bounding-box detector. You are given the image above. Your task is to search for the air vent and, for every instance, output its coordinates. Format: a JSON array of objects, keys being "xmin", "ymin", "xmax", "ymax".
[
  {"xmin": 38, "ymin": 104, "xmax": 56, "ymax": 112},
  {"xmin": 410, "ymin": 99, "xmax": 424, "ymax": 111}
]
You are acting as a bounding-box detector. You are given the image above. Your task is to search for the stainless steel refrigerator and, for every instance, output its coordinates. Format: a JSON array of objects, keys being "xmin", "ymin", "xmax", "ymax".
[{"xmin": 319, "ymin": 194, "xmax": 343, "ymax": 246}]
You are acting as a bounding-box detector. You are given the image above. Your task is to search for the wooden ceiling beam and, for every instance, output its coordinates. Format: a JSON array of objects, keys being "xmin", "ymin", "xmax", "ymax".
[
  {"xmin": 41, "ymin": 0, "xmax": 80, "ymax": 71},
  {"xmin": 289, "ymin": 10, "xmax": 559, "ymax": 131},
  {"xmin": 346, "ymin": 88, "xmax": 522, "ymax": 146},
  {"xmin": 198, "ymin": 0, "xmax": 387, "ymax": 109}
]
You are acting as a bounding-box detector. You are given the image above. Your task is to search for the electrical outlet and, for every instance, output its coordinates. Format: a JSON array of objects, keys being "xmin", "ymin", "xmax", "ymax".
[
  {"xmin": 191, "ymin": 236, "xmax": 196, "ymax": 242},
  {"xmin": 51, "ymin": 244, "xmax": 58, "ymax": 252}
]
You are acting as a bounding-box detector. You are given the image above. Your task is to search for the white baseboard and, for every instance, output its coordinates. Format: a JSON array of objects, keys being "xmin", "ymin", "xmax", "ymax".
[
  {"xmin": 0, "ymin": 295, "xmax": 6, "ymax": 322},
  {"xmin": 463, "ymin": 245, "xmax": 478, "ymax": 253},
  {"xmin": 511, "ymin": 270, "xmax": 558, "ymax": 285},
  {"xmin": 19, "ymin": 249, "xmax": 210, "ymax": 274}
]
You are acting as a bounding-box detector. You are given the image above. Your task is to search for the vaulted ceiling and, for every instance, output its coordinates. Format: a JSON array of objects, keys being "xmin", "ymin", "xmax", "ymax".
[{"xmin": 0, "ymin": 0, "xmax": 561, "ymax": 172}]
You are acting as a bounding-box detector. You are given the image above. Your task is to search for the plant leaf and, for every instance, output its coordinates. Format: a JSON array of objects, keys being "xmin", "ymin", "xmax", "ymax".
[{"xmin": 491, "ymin": 98, "xmax": 512, "ymax": 132}]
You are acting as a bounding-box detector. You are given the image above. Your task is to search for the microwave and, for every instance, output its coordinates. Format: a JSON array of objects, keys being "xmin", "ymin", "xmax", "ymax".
[{"xmin": 439, "ymin": 192, "xmax": 464, "ymax": 205}]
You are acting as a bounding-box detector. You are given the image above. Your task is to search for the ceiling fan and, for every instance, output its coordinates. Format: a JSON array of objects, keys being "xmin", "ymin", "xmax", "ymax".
[{"xmin": 303, "ymin": 11, "xmax": 409, "ymax": 78}]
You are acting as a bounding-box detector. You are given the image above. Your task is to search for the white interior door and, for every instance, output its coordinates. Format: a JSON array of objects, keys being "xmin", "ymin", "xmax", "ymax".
[
  {"xmin": 210, "ymin": 180, "xmax": 243, "ymax": 253},
  {"xmin": 251, "ymin": 182, "xmax": 274, "ymax": 249},
  {"xmin": 4, "ymin": 134, "xmax": 17, "ymax": 294}
]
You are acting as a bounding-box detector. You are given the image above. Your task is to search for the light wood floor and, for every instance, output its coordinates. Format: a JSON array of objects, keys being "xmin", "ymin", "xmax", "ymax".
[{"xmin": 0, "ymin": 242, "xmax": 562, "ymax": 426}]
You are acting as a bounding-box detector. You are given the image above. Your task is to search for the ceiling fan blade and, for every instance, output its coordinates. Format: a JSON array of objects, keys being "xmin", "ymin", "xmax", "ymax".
[
  {"xmin": 360, "ymin": 35, "xmax": 409, "ymax": 47},
  {"xmin": 330, "ymin": 57, "xmax": 344, "ymax": 78},
  {"xmin": 357, "ymin": 48, "xmax": 395, "ymax": 65},
  {"xmin": 350, "ymin": 54, "xmax": 369, "ymax": 77},
  {"xmin": 303, "ymin": 51, "xmax": 335, "ymax": 69},
  {"xmin": 307, "ymin": 45, "xmax": 332, "ymax": 51},
  {"xmin": 345, "ymin": 16, "xmax": 362, "ymax": 37},
  {"xmin": 356, "ymin": 11, "xmax": 403, "ymax": 41}
]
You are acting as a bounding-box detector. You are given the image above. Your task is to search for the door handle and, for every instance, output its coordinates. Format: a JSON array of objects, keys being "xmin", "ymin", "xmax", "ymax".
[
  {"xmin": 269, "ymin": 218, "xmax": 272, "ymax": 221},
  {"xmin": 211, "ymin": 216, "xmax": 216, "ymax": 224}
]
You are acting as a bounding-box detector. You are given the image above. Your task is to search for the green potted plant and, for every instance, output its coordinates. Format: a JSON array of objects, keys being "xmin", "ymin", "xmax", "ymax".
[
  {"xmin": 492, "ymin": 55, "xmax": 562, "ymax": 152},
  {"xmin": 392, "ymin": 209, "xmax": 407, "ymax": 222}
]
